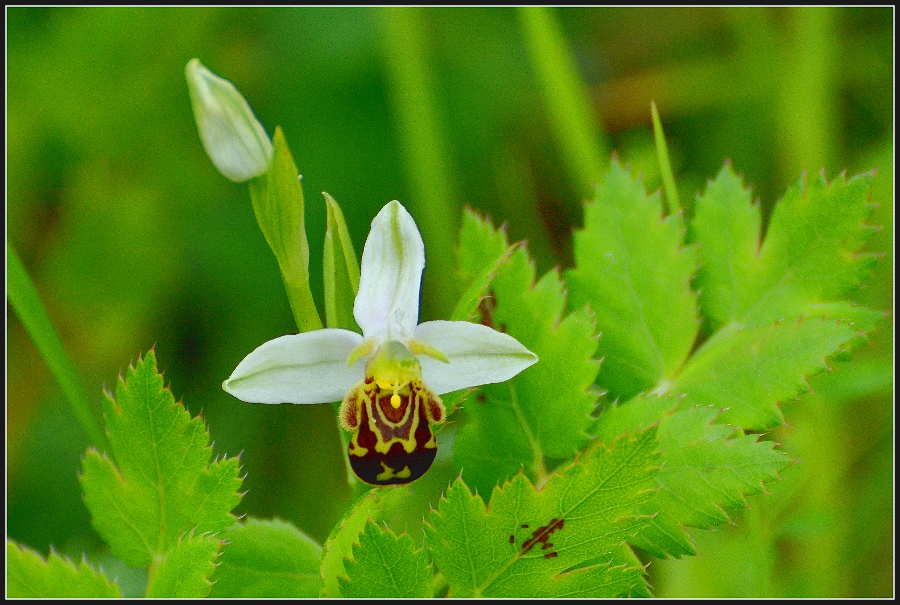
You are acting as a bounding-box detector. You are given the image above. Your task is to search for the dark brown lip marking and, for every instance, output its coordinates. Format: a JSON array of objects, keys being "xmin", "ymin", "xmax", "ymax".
[{"xmin": 521, "ymin": 518, "xmax": 564, "ymax": 559}]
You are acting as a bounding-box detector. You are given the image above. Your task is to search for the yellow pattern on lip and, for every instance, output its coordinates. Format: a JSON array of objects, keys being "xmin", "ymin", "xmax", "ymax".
[{"xmin": 340, "ymin": 339, "xmax": 447, "ymax": 485}]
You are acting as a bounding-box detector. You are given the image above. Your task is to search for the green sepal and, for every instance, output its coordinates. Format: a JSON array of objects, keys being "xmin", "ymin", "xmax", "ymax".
[
  {"xmin": 323, "ymin": 192, "xmax": 360, "ymax": 331},
  {"xmin": 247, "ymin": 127, "xmax": 322, "ymax": 332},
  {"xmin": 339, "ymin": 521, "xmax": 433, "ymax": 598},
  {"xmin": 320, "ymin": 194, "xmax": 364, "ymax": 490},
  {"xmin": 6, "ymin": 539, "xmax": 123, "ymax": 598},
  {"xmin": 209, "ymin": 517, "xmax": 323, "ymax": 598}
]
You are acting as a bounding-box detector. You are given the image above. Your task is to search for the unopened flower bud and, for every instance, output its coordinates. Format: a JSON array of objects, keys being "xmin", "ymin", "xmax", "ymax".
[{"xmin": 185, "ymin": 58, "xmax": 273, "ymax": 182}]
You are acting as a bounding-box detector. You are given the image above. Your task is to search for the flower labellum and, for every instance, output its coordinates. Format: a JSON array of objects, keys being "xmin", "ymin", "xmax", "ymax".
[
  {"xmin": 223, "ymin": 201, "xmax": 538, "ymax": 485},
  {"xmin": 185, "ymin": 58, "xmax": 274, "ymax": 182}
]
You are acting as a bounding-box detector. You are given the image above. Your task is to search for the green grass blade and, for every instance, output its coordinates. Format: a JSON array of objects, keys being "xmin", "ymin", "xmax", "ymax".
[
  {"xmin": 517, "ymin": 6, "xmax": 609, "ymax": 195},
  {"xmin": 7, "ymin": 241, "xmax": 108, "ymax": 450},
  {"xmin": 379, "ymin": 7, "xmax": 457, "ymax": 318},
  {"xmin": 651, "ymin": 101, "xmax": 682, "ymax": 215}
]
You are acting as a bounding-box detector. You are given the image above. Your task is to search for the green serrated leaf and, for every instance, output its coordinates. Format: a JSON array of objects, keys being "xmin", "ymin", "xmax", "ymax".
[
  {"xmin": 453, "ymin": 213, "xmax": 599, "ymax": 495},
  {"xmin": 612, "ymin": 544, "xmax": 653, "ymax": 597},
  {"xmin": 592, "ymin": 394, "xmax": 680, "ymax": 443},
  {"xmin": 803, "ymin": 302, "xmax": 885, "ymax": 354},
  {"xmin": 79, "ymin": 350, "xmax": 242, "ymax": 568},
  {"xmin": 686, "ymin": 164, "xmax": 762, "ymax": 333},
  {"xmin": 691, "ymin": 165, "xmax": 878, "ymax": 332},
  {"xmin": 323, "ymin": 192, "xmax": 360, "ymax": 332},
  {"xmin": 339, "ymin": 521, "xmax": 432, "ymax": 598},
  {"xmin": 671, "ymin": 316, "xmax": 866, "ymax": 429},
  {"xmin": 6, "ymin": 539, "xmax": 122, "ymax": 598},
  {"xmin": 594, "ymin": 395, "xmax": 790, "ymax": 558},
  {"xmin": 320, "ymin": 487, "xmax": 411, "ymax": 597},
  {"xmin": 208, "ymin": 517, "xmax": 322, "ymax": 598},
  {"xmin": 451, "ymin": 209, "xmax": 516, "ymax": 322},
  {"xmin": 427, "ymin": 428, "xmax": 660, "ymax": 598},
  {"xmin": 145, "ymin": 532, "xmax": 221, "ymax": 598},
  {"xmin": 565, "ymin": 159, "xmax": 699, "ymax": 401},
  {"xmin": 248, "ymin": 127, "xmax": 322, "ymax": 332}
]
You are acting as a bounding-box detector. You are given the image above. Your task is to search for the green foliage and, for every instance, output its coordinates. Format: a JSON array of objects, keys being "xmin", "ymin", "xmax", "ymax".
[
  {"xmin": 671, "ymin": 314, "xmax": 881, "ymax": 428},
  {"xmin": 8, "ymin": 9, "xmax": 892, "ymax": 597},
  {"xmin": 8, "ymin": 154, "xmax": 882, "ymax": 598},
  {"xmin": 323, "ymin": 192, "xmax": 361, "ymax": 332},
  {"xmin": 79, "ymin": 350, "xmax": 242, "ymax": 569},
  {"xmin": 565, "ymin": 161, "xmax": 880, "ymax": 433},
  {"xmin": 247, "ymin": 127, "xmax": 322, "ymax": 333},
  {"xmin": 450, "ymin": 208, "xmax": 515, "ymax": 322},
  {"xmin": 145, "ymin": 533, "xmax": 221, "ymax": 598},
  {"xmin": 319, "ymin": 487, "xmax": 411, "ymax": 597},
  {"xmin": 7, "ymin": 242, "xmax": 107, "ymax": 449},
  {"xmin": 690, "ymin": 165, "xmax": 878, "ymax": 331},
  {"xmin": 453, "ymin": 211, "xmax": 600, "ymax": 495},
  {"xmin": 423, "ymin": 157, "xmax": 878, "ymax": 592},
  {"xmin": 426, "ymin": 428, "xmax": 660, "ymax": 597},
  {"xmin": 565, "ymin": 159, "xmax": 699, "ymax": 402},
  {"xmin": 595, "ymin": 396, "xmax": 790, "ymax": 558},
  {"xmin": 555, "ymin": 159, "xmax": 878, "ymax": 562},
  {"xmin": 677, "ymin": 166, "xmax": 881, "ymax": 429},
  {"xmin": 6, "ymin": 539, "xmax": 122, "ymax": 598},
  {"xmin": 340, "ymin": 521, "xmax": 433, "ymax": 598},
  {"xmin": 208, "ymin": 518, "xmax": 323, "ymax": 598}
]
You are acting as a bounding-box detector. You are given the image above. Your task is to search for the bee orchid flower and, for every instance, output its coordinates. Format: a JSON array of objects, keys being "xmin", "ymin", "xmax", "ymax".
[{"xmin": 223, "ymin": 200, "xmax": 538, "ymax": 484}]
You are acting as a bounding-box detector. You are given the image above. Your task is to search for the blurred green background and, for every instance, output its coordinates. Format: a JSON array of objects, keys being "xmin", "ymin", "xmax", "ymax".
[{"xmin": 6, "ymin": 7, "xmax": 893, "ymax": 597}]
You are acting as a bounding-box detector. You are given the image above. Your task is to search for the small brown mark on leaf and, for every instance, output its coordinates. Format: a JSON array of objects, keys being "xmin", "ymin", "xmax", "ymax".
[{"xmin": 521, "ymin": 518, "xmax": 564, "ymax": 559}]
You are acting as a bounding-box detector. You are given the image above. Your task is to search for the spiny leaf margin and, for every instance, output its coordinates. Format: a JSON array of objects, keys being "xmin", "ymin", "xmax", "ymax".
[
  {"xmin": 427, "ymin": 427, "xmax": 660, "ymax": 597},
  {"xmin": 6, "ymin": 539, "xmax": 123, "ymax": 598},
  {"xmin": 79, "ymin": 349, "xmax": 243, "ymax": 568},
  {"xmin": 453, "ymin": 211, "xmax": 600, "ymax": 495}
]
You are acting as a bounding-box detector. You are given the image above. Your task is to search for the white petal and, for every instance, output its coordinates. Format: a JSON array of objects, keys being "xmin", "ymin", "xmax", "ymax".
[
  {"xmin": 223, "ymin": 329, "xmax": 365, "ymax": 404},
  {"xmin": 354, "ymin": 201, "xmax": 424, "ymax": 342},
  {"xmin": 413, "ymin": 320, "xmax": 538, "ymax": 395}
]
